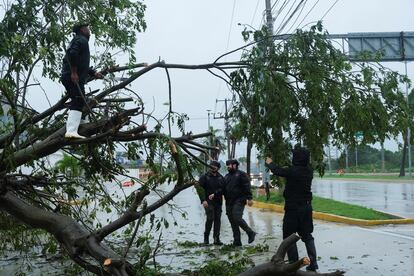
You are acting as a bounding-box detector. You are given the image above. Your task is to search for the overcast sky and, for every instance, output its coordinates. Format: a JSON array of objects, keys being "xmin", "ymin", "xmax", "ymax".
[{"xmin": 27, "ymin": 0, "xmax": 414, "ymax": 156}]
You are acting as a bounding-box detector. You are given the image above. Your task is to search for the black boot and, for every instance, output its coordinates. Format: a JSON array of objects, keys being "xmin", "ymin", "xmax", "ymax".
[
  {"xmin": 213, "ymin": 236, "xmax": 223, "ymax": 245},
  {"xmin": 305, "ymin": 239, "xmax": 319, "ymax": 271},
  {"xmin": 247, "ymin": 231, "xmax": 256, "ymax": 244},
  {"xmin": 203, "ymin": 233, "xmax": 209, "ymax": 245},
  {"xmin": 232, "ymin": 239, "xmax": 242, "ymax": 246}
]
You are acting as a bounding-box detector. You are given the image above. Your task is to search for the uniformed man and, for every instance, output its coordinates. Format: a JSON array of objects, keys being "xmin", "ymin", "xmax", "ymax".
[
  {"xmin": 197, "ymin": 160, "xmax": 224, "ymax": 245},
  {"xmin": 265, "ymin": 147, "xmax": 319, "ymax": 272},
  {"xmin": 219, "ymin": 159, "xmax": 256, "ymax": 246}
]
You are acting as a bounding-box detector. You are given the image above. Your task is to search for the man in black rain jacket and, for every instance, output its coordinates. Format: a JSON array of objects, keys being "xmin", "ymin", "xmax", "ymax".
[
  {"xmin": 61, "ymin": 22, "xmax": 103, "ymax": 139},
  {"xmin": 265, "ymin": 147, "xmax": 319, "ymax": 272},
  {"xmin": 197, "ymin": 161, "xmax": 224, "ymax": 245},
  {"xmin": 217, "ymin": 159, "xmax": 256, "ymax": 246}
]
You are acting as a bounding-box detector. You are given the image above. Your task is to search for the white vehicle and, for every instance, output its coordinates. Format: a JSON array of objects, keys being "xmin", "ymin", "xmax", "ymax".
[{"xmin": 250, "ymin": 173, "xmax": 263, "ymax": 188}]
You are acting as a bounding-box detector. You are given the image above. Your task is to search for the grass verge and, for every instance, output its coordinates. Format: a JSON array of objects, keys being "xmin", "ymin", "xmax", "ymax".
[
  {"xmin": 253, "ymin": 192, "xmax": 398, "ymax": 220},
  {"xmin": 315, "ymin": 174, "xmax": 414, "ymax": 181}
]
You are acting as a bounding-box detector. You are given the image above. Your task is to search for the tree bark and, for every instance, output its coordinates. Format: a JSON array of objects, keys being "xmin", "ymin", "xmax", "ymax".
[
  {"xmin": 238, "ymin": 234, "xmax": 345, "ymax": 276},
  {"xmin": 399, "ymin": 132, "xmax": 408, "ymax": 177},
  {"xmin": 0, "ymin": 191, "xmax": 131, "ymax": 275},
  {"xmin": 246, "ymin": 138, "xmax": 252, "ymax": 176}
]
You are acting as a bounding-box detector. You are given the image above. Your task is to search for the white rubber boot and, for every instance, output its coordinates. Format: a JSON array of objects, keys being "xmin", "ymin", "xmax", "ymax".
[{"xmin": 65, "ymin": 110, "xmax": 86, "ymax": 139}]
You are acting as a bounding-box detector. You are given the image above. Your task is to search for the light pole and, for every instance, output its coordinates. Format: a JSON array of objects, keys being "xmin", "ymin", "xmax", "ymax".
[
  {"xmin": 207, "ymin": 109, "xmax": 213, "ymax": 160},
  {"xmin": 404, "ymin": 61, "xmax": 412, "ymax": 176},
  {"xmin": 207, "ymin": 109, "xmax": 211, "ymax": 130}
]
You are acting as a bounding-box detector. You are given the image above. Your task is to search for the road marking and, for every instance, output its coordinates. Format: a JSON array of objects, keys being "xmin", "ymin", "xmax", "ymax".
[{"xmin": 357, "ymin": 227, "xmax": 414, "ymax": 241}]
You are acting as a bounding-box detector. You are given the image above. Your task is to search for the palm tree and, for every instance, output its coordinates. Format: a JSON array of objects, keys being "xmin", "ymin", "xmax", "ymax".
[{"xmin": 55, "ymin": 153, "xmax": 81, "ymax": 177}]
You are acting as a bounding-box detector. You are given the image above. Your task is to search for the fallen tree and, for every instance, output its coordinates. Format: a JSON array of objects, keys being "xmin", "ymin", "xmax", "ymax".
[
  {"xmin": 238, "ymin": 234, "xmax": 344, "ymax": 276},
  {"xmin": 0, "ymin": 60, "xmax": 245, "ymax": 275}
]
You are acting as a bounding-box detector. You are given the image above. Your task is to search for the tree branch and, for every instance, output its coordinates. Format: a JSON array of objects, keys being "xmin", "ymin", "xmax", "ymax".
[{"xmin": 94, "ymin": 181, "xmax": 194, "ymax": 242}]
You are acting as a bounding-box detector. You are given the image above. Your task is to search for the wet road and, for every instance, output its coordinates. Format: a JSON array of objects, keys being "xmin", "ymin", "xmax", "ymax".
[
  {"xmin": 127, "ymin": 184, "xmax": 414, "ymax": 276},
  {"xmin": 1, "ymin": 173, "xmax": 413, "ymax": 275},
  {"xmin": 312, "ymin": 179, "xmax": 414, "ymax": 218}
]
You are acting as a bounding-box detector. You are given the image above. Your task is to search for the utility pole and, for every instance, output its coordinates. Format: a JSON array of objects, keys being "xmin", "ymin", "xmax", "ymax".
[
  {"xmin": 263, "ymin": 0, "xmax": 274, "ymax": 183},
  {"xmin": 207, "ymin": 109, "xmax": 211, "ymax": 129},
  {"xmin": 327, "ymin": 143, "xmax": 332, "ymax": 175},
  {"xmin": 207, "ymin": 109, "xmax": 212, "ymax": 159},
  {"xmin": 215, "ymin": 99, "xmax": 231, "ymax": 160},
  {"xmin": 265, "ymin": 0, "xmax": 274, "ymax": 35},
  {"xmin": 345, "ymin": 146, "xmax": 349, "ymax": 169},
  {"xmin": 405, "ymin": 61, "xmax": 412, "ymax": 176},
  {"xmin": 355, "ymin": 146, "xmax": 358, "ymax": 170},
  {"xmin": 381, "ymin": 142, "xmax": 385, "ymax": 172}
]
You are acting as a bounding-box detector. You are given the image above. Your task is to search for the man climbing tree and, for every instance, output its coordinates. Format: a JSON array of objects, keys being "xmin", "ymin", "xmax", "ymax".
[{"xmin": 61, "ymin": 22, "xmax": 104, "ymax": 139}]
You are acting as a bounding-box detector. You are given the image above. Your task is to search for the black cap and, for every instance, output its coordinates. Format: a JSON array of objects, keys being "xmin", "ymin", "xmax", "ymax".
[
  {"xmin": 225, "ymin": 159, "xmax": 239, "ymax": 166},
  {"xmin": 72, "ymin": 22, "xmax": 89, "ymax": 34},
  {"xmin": 210, "ymin": 160, "xmax": 221, "ymax": 169}
]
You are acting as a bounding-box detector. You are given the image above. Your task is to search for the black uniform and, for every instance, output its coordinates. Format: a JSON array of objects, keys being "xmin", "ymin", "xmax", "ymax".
[
  {"xmin": 265, "ymin": 148, "xmax": 318, "ymax": 271},
  {"xmin": 198, "ymin": 171, "xmax": 224, "ymax": 243},
  {"xmin": 222, "ymin": 168, "xmax": 255, "ymax": 246},
  {"xmin": 60, "ymin": 33, "xmax": 95, "ymax": 111}
]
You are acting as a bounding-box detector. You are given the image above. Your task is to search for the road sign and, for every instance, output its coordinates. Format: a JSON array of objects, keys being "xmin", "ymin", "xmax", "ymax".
[{"xmin": 347, "ymin": 32, "xmax": 414, "ymax": 61}]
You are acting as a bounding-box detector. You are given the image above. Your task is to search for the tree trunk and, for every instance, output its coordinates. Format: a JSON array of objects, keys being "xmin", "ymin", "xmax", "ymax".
[
  {"xmin": 230, "ymin": 139, "xmax": 237, "ymax": 159},
  {"xmin": 246, "ymin": 138, "xmax": 252, "ymax": 176},
  {"xmin": 237, "ymin": 234, "xmax": 345, "ymax": 276},
  {"xmin": 399, "ymin": 133, "xmax": 408, "ymax": 177}
]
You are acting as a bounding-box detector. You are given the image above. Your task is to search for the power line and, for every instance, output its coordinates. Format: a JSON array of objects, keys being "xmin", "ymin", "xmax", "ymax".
[
  {"xmin": 225, "ymin": 0, "xmax": 237, "ymax": 51},
  {"xmin": 275, "ymin": 0, "xmax": 307, "ymax": 34},
  {"xmin": 271, "ymin": 0, "xmax": 281, "ymax": 12},
  {"xmin": 294, "ymin": 0, "xmax": 320, "ymax": 30},
  {"xmin": 321, "ymin": 0, "xmax": 340, "ymax": 20},
  {"xmin": 251, "ymin": 0, "xmax": 261, "ymax": 26},
  {"xmin": 284, "ymin": 0, "xmax": 309, "ymax": 34},
  {"xmin": 215, "ymin": 0, "xmax": 237, "ymax": 111},
  {"xmin": 273, "ymin": 0, "xmax": 290, "ymax": 23},
  {"xmin": 277, "ymin": 0, "xmax": 299, "ymax": 29}
]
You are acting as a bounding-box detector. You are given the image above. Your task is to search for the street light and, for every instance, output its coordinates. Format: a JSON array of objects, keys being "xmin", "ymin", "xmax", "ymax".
[
  {"xmin": 206, "ymin": 109, "xmax": 211, "ymax": 130},
  {"xmin": 206, "ymin": 109, "xmax": 212, "ymax": 162}
]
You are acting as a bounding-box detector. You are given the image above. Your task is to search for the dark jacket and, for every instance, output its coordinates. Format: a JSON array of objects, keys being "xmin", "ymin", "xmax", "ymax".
[
  {"xmin": 61, "ymin": 33, "xmax": 95, "ymax": 84},
  {"xmin": 198, "ymin": 172, "xmax": 224, "ymax": 204},
  {"xmin": 266, "ymin": 163, "xmax": 313, "ymax": 203},
  {"xmin": 265, "ymin": 149, "xmax": 313, "ymax": 204},
  {"xmin": 222, "ymin": 169, "xmax": 252, "ymax": 204}
]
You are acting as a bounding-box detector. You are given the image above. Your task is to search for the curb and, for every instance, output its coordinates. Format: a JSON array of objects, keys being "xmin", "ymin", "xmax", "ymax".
[{"xmin": 252, "ymin": 201, "xmax": 414, "ymax": 226}]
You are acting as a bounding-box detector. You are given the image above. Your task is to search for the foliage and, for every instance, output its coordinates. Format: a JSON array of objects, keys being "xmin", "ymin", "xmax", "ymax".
[
  {"xmin": 336, "ymin": 144, "xmax": 403, "ymax": 172},
  {"xmin": 230, "ymin": 23, "xmax": 411, "ymax": 175},
  {"xmin": 185, "ymin": 257, "xmax": 253, "ymax": 276},
  {"xmin": 254, "ymin": 191, "xmax": 284, "ymax": 204},
  {"xmin": 0, "ymin": 0, "xmax": 146, "ymax": 81},
  {"xmin": 0, "ymin": 1, "xmax": 205, "ymax": 275},
  {"xmin": 204, "ymin": 126, "xmax": 226, "ymax": 160},
  {"xmin": 55, "ymin": 153, "xmax": 82, "ymax": 177}
]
